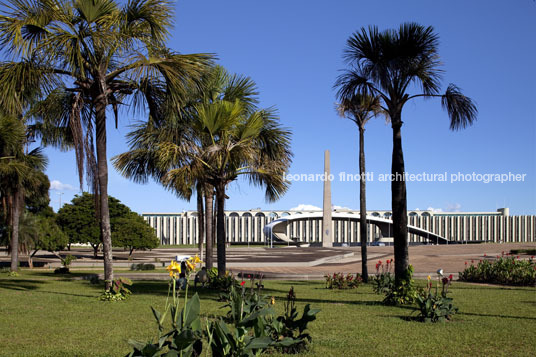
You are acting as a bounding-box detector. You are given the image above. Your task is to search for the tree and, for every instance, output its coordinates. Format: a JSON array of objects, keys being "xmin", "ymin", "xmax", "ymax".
[
  {"xmin": 57, "ymin": 192, "xmax": 135, "ymax": 258},
  {"xmin": 336, "ymin": 23, "xmax": 477, "ymax": 281},
  {"xmin": 113, "ymin": 66, "xmax": 262, "ymax": 269},
  {"xmin": 18, "ymin": 212, "xmax": 68, "ymax": 268},
  {"xmin": 0, "ymin": 114, "xmax": 48, "ymax": 271},
  {"xmin": 113, "ymin": 212, "xmax": 159, "ymax": 256},
  {"xmin": 335, "ymin": 94, "xmax": 381, "ymax": 283},
  {"xmin": 57, "ymin": 193, "xmax": 102, "ymax": 257},
  {"xmin": 163, "ymin": 102, "xmax": 293, "ymax": 276},
  {"xmin": 0, "ymin": 0, "xmax": 212, "ymax": 288}
]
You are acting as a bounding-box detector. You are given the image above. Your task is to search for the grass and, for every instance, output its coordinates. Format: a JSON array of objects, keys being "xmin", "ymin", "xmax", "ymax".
[{"xmin": 1, "ymin": 271, "xmax": 535, "ymax": 356}]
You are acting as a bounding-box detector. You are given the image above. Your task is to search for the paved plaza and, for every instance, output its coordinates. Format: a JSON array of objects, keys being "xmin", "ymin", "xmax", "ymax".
[{"xmin": 2, "ymin": 242, "xmax": 534, "ymax": 280}]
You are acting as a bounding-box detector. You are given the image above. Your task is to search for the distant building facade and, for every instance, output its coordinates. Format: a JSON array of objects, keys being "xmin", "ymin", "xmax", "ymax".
[{"xmin": 142, "ymin": 208, "xmax": 535, "ymax": 245}]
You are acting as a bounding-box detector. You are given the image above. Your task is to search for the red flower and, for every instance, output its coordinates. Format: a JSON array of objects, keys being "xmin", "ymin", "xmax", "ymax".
[
  {"xmin": 378, "ymin": 260, "xmax": 382, "ymax": 265},
  {"xmin": 502, "ymin": 251, "xmax": 505, "ymax": 256},
  {"xmin": 531, "ymin": 256, "xmax": 534, "ymax": 259},
  {"xmin": 471, "ymin": 260, "xmax": 474, "ymax": 264},
  {"xmin": 496, "ymin": 256, "xmax": 500, "ymax": 259},
  {"xmin": 442, "ymin": 277, "xmax": 449, "ymax": 285},
  {"xmin": 448, "ymin": 274, "xmax": 453, "ymax": 280},
  {"xmin": 517, "ymin": 255, "xmax": 520, "ymax": 259},
  {"xmin": 240, "ymin": 281, "xmax": 245, "ymax": 286},
  {"xmin": 465, "ymin": 261, "xmax": 467, "ymax": 265}
]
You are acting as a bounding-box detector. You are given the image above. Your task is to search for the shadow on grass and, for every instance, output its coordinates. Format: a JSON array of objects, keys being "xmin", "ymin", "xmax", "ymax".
[
  {"xmin": 28, "ymin": 289, "xmax": 97, "ymax": 298},
  {"xmin": 292, "ymin": 297, "xmax": 384, "ymax": 306},
  {"xmin": 0, "ymin": 279, "xmax": 46, "ymax": 291},
  {"xmin": 26, "ymin": 271, "xmax": 93, "ymax": 279},
  {"xmin": 131, "ymin": 282, "xmax": 226, "ymax": 301},
  {"xmin": 458, "ymin": 311, "xmax": 536, "ymax": 321},
  {"xmin": 454, "ymin": 281, "xmax": 536, "ymax": 291}
]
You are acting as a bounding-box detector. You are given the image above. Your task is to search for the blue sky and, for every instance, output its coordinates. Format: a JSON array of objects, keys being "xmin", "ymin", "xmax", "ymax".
[{"xmin": 43, "ymin": 0, "xmax": 535, "ymax": 215}]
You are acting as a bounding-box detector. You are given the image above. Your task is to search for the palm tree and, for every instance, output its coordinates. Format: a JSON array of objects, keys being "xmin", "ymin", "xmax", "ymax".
[
  {"xmin": 336, "ymin": 23, "xmax": 477, "ymax": 281},
  {"xmin": 113, "ymin": 66, "xmax": 262, "ymax": 270},
  {"xmin": 335, "ymin": 94, "xmax": 381, "ymax": 283},
  {"xmin": 0, "ymin": 114, "xmax": 48, "ymax": 271},
  {"xmin": 162, "ymin": 100, "xmax": 293, "ymax": 275},
  {"xmin": 0, "ymin": 0, "xmax": 212, "ymax": 288}
]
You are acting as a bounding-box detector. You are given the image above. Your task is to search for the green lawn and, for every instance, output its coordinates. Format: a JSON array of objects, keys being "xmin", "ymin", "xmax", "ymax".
[{"xmin": 1, "ymin": 271, "xmax": 535, "ymax": 356}]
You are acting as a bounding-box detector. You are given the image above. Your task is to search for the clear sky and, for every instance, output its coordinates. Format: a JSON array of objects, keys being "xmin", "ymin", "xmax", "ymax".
[{"xmin": 41, "ymin": 0, "xmax": 536, "ymax": 215}]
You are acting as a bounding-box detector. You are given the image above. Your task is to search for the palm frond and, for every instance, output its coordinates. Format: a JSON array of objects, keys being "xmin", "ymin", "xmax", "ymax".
[{"xmin": 442, "ymin": 84, "xmax": 478, "ymax": 130}]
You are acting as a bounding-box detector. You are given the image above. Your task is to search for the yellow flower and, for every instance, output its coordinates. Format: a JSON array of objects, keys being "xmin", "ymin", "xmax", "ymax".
[
  {"xmin": 186, "ymin": 259, "xmax": 195, "ymax": 271},
  {"xmin": 270, "ymin": 296, "xmax": 275, "ymax": 305},
  {"xmin": 166, "ymin": 260, "xmax": 181, "ymax": 278},
  {"xmin": 192, "ymin": 255, "xmax": 202, "ymax": 264},
  {"xmin": 427, "ymin": 275, "xmax": 431, "ymax": 281}
]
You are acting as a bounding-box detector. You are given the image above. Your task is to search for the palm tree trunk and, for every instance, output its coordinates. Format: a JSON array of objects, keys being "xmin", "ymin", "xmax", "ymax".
[
  {"xmin": 94, "ymin": 90, "xmax": 113, "ymax": 291},
  {"xmin": 9, "ymin": 190, "xmax": 22, "ymax": 272},
  {"xmin": 204, "ymin": 185, "xmax": 214, "ymax": 269},
  {"xmin": 196, "ymin": 182, "xmax": 204, "ymax": 262},
  {"xmin": 215, "ymin": 183, "xmax": 226, "ymax": 276},
  {"xmin": 359, "ymin": 126, "xmax": 368, "ymax": 282},
  {"xmin": 391, "ymin": 116, "xmax": 409, "ymax": 282}
]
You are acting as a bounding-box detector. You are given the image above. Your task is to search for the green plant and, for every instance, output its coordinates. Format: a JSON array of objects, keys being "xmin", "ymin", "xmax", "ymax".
[
  {"xmin": 99, "ymin": 277, "xmax": 133, "ymax": 302},
  {"xmin": 382, "ymin": 264, "xmax": 418, "ymax": 306},
  {"xmin": 61, "ymin": 254, "xmax": 76, "ymax": 267},
  {"xmin": 206, "ymin": 317, "xmax": 275, "ymax": 357},
  {"xmin": 459, "ymin": 255, "xmax": 536, "ymax": 286},
  {"xmin": 325, "ymin": 272, "xmax": 362, "ymax": 289},
  {"xmin": 127, "ymin": 257, "xmax": 204, "ymax": 356},
  {"xmin": 207, "ymin": 268, "xmax": 239, "ymax": 293},
  {"xmin": 130, "ymin": 263, "xmax": 156, "ymax": 271},
  {"xmin": 223, "ymin": 278, "xmax": 270, "ymax": 325},
  {"xmin": 208, "ymin": 285, "xmax": 318, "ymax": 356},
  {"xmin": 415, "ymin": 273, "xmax": 458, "ymax": 322},
  {"xmin": 266, "ymin": 287, "xmax": 320, "ymax": 353},
  {"xmin": 371, "ymin": 259, "xmax": 394, "ymax": 294}
]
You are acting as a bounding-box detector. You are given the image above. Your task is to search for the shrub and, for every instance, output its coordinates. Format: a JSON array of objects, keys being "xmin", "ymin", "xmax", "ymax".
[
  {"xmin": 56, "ymin": 254, "xmax": 77, "ymax": 274},
  {"xmin": 130, "ymin": 263, "xmax": 156, "ymax": 271},
  {"xmin": 324, "ymin": 272, "xmax": 362, "ymax": 289},
  {"xmin": 459, "ymin": 255, "xmax": 535, "ymax": 286},
  {"xmin": 372, "ymin": 260, "xmax": 418, "ymax": 306},
  {"xmin": 371, "ymin": 259, "xmax": 394, "ymax": 294},
  {"xmin": 415, "ymin": 274, "xmax": 458, "ymax": 322},
  {"xmin": 206, "ymin": 267, "xmax": 239, "ymax": 293},
  {"xmin": 99, "ymin": 277, "xmax": 133, "ymax": 302}
]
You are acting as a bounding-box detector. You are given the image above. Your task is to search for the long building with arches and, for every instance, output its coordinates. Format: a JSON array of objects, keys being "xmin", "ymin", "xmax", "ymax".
[{"xmin": 142, "ymin": 208, "xmax": 536, "ymax": 245}]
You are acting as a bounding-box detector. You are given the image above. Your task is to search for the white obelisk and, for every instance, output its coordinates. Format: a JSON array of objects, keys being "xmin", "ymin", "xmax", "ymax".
[{"xmin": 322, "ymin": 150, "xmax": 333, "ymax": 247}]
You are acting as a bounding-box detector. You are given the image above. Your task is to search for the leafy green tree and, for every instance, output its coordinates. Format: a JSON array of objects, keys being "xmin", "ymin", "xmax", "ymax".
[
  {"xmin": 335, "ymin": 94, "xmax": 381, "ymax": 282},
  {"xmin": 0, "ymin": 0, "xmax": 212, "ymax": 288},
  {"xmin": 0, "ymin": 114, "xmax": 48, "ymax": 271},
  {"xmin": 113, "ymin": 213, "xmax": 159, "ymax": 256},
  {"xmin": 57, "ymin": 192, "xmax": 153, "ymax": 257},
  {"xmin": 18, "ymin": 212, "xmax": 68, "ymax": 268},
  {"xmin": 56, "ymin": 193, "xmax": 101, "ymax": 257},
  {"xmin": 336, "ymin": 23, "xmax": 477, "ymax": 280}
]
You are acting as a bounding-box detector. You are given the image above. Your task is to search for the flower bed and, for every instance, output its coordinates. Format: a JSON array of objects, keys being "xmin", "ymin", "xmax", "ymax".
[{"xmin": 458, "ymin": 254, "xmax": 536, "ymax": 286}]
